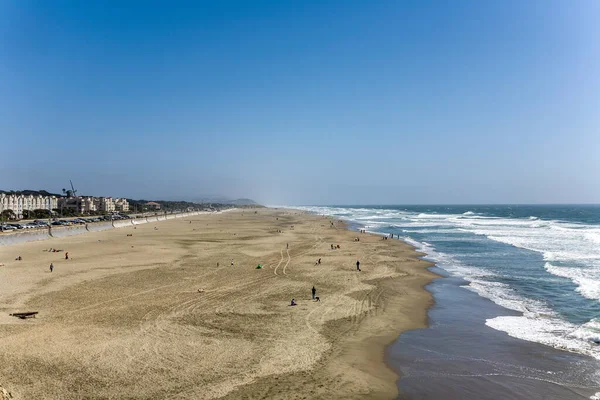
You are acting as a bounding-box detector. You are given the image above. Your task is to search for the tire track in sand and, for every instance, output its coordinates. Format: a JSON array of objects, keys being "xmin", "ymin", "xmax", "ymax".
[
  {"xmin": 281, "ymin": 248, "xmax": 291, "ymax": 275},
  {"xmin": 273, "ymin": 249, "xmax": 284, "ymax": 275}
]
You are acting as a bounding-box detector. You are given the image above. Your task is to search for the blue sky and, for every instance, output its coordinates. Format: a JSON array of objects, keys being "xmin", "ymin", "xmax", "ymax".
[{"xmin": 1, "ymin": 1, "xmax": 598, "ymax": 205}]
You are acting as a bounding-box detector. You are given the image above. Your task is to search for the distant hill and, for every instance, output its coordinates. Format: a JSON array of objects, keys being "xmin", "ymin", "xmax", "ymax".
[
  {"xmin": 228, "ymin": 198, "xmax": 257, "ymax": 205},
  {"xmin": 186, "ymin": 196, "xmax": 258, "ymax": 205}
]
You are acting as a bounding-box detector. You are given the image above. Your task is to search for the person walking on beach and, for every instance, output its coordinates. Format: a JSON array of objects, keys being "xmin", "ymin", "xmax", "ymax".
[
  {"xmin": 65, "ymin": 252, "xmax": 69, "ymax": 260},
  {"xmin": 312, "ymin": 286, "xmax": 316, "ymax": 300},
  {"xmin": 286, "ymin": 243, "xmax": 289, "ymax": 249},
  {"xmin": 49, "ymin": 263, "xmax": 54, "ymax": 273},
  {"xmin": 356, "ymin": 260, "xmax": 361, "ymax": 271}
]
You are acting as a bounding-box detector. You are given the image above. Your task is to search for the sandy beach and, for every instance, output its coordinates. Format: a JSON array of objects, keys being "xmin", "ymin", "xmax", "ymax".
[{"xmin": 0, "ymin": 208, "xmax": 435, "ymax": 399}]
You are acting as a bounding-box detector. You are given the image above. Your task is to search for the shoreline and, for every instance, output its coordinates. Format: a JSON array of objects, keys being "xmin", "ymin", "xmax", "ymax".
[
  {"xmin": 390, "ymin": 265, "xmax": 600, "ymax": 399},
  {"xmin": 0, "ymin": 207, "xmax": 437, "ymax": 399}
]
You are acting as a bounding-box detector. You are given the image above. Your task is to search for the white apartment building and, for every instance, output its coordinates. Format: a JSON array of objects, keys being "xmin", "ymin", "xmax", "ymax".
[
  {"xmin": 114, "ymin": 198, "xmax": 129, "ymax": 212},
  {"xmin": 96, "ymin": 197, "xmax": 115, "ymax": 213},
  {"xmin": 58, "ymin": 196, "xmax": 97, "ymax": 214},
  {"xmin": 0, "ymin": 193, "xmax": 58, "ymax": 219},
  {"xmin": 57, "ymin": 196, "xmax": 119, "ymax": 214}
]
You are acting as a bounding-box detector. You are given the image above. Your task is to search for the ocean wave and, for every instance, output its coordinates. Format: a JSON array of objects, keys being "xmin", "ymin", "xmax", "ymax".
[
  {"xmin": 465, "ymin": 279, "xmax": 548, "ymax": 316},
  {"xmin": 544, "ymin": 263, "xmax": 600, "ymax": 301},
  {"xmin": 486, "ymin": 315, "xmax": 600, "ymax": 361},
  {"xmin": 569, "ymin": 318, "xmax": 600, "ymax": 343},
  {"xmin": 401, "ymin": 235, "xmax": 600, "ymax": 362}
]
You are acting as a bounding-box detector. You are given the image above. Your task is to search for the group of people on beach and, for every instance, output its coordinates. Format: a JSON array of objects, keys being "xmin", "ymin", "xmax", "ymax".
[
  {"xmin": 46, "ymin": 251, "xmax": 69, "ymax": 273},
  {"xmin": 291, "ymin": 285, "xmax": 321, "ymax": 306},
  {"xmin": 330, "ymin": 244, "xmax": 341, "ymax": 250}
]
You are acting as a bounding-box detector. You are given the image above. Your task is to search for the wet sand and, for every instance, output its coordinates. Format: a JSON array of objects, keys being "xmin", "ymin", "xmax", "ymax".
[{"xmin": 0, "ymin": 209, "xmax": 435, "ymax": 399}]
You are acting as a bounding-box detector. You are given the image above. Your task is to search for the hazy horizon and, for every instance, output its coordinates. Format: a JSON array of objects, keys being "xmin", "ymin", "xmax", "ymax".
[{"xmin": 2, "ymin": 1, "xmax": 598, "ymax": 205}]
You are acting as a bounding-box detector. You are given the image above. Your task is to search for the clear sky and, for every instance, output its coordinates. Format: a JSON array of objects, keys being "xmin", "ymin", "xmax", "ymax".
[{"xmin": 1, "ymin": 1, "xmax": 599, "ymax": 205}]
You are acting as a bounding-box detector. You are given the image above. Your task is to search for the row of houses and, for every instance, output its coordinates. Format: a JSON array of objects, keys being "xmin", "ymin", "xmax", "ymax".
[
  {"xmin": 0, "ymin": 194, "xmax": 59, "ymax": 218},
  {"xmin": 0, "ymin": 193, "xmax": 129, "ymax": 218}
]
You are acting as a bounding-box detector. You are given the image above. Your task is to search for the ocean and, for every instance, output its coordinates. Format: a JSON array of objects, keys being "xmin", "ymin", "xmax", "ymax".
[{"xmin": 289, "ymin": 205, "xmax": 600, "ymax": 399}]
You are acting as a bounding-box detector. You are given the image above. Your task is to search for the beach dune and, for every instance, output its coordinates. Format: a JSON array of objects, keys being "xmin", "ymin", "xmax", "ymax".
[{"xmin": 0, "ymin": 209, "xmax": 435, "ymax": 399}]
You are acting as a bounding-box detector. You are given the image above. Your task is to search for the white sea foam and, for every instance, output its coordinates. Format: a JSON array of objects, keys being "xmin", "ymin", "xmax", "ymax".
[
  {"xmin": 544, "ymin": 263, "xmax": 600, "ymax": 301},
  {"xmin": 569, "ymin": 319, "xmax": 600, "ymax": 343},
  {"xmin": 486, "ymin": 315, "xmax": 600, "ymax": 360}
]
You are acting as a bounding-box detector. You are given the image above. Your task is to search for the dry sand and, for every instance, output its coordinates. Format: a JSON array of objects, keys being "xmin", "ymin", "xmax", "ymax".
[{"xmin": 0, "ymin": 208, "xmax": 436, "ymax": 399}]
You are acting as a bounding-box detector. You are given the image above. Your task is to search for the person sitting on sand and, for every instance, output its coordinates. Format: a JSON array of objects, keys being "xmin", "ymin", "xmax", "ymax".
[
  {"xmin": 15, "ymin": 256, "xmax": 22, "ymax": 261},
  {"xmin": 337, "ymin": 244, "xmax": 340, "ymax": 249},
  {"xmin": 318, "ymin": 258, "xmax": 321, "ymax": 265},
  {"xmin": 290, "ymin": 299, "xmax": 297, "ymax": 306}
]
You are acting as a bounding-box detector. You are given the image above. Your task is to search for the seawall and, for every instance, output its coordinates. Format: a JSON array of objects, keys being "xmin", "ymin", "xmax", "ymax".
[{"xmin": 0, "ymin": 211, "xmax": 212, "ymax": 247}]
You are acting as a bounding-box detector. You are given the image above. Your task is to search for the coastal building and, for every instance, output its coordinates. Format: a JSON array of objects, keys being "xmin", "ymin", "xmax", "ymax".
[
  {"xmin": 100, "ymin": 197, "xmax": 115, "ymax": 213},
  {"xmin": 57, "ymin": 197, "xmax": 95, "ymax": 214},
  {"xmin": 1, "ymin": 193, "xmax": 58, "ymax": 219},
  {"xmin": 57, "ymin": 196, "xmax": 124, "ymax": 214},
  {"xmin": 145, "ymin": 201, "xmax": 161, "ymax": 210},
  {"xmin": 1, "ymin": 192, "xmax": 129, "ymax": 219},
  {"xmin": 114, "ymin": 198, "xmax": 129, "ymax": 212}
]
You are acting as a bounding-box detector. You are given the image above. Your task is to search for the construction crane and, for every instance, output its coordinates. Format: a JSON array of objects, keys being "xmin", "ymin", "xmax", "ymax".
[{"xmin": 62, "ymin": 180, "xmax": 78, "ymax": 198}]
